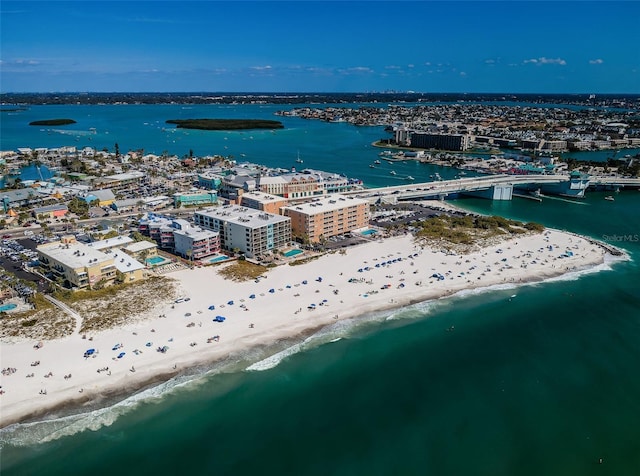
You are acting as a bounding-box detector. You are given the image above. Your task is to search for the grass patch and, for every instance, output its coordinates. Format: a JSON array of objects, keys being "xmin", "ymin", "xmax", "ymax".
[
  {"xmin": 415, "ymin": 215, "xmax": 544, "ymax": 253},
  {"xmin": 288, "ymin": 255, "xmax": 321, "ymax": 266},
  {"xmin": 0, "ymin": 294, "xmax": 74, "ymax": 341},
  {"xmin": 217, "ymin": 261, "xmax": 267, "ymax": 281},
  {"xmin": 70, "ymin": 276, "xmax": 178, "ymax": 334}
]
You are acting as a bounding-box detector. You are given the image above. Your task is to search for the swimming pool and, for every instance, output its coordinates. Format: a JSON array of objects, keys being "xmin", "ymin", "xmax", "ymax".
[
  {"xmin": 208, "ymin": 255, "xmax": 229, "ymax": 263},
  {"xmin": 283, "ymin": 249, "xmax": 303, "ymax": 257},
  {"xmin": 146, "ymin": 256, "xmax": 166, "ymax": 265},
  {"xmin": 361, "ymin": 229, "xmax": 377, "ymax": 236},
  {"xmin": 0, "ymin": 303, "xmax": 17, "ymax": 312}
]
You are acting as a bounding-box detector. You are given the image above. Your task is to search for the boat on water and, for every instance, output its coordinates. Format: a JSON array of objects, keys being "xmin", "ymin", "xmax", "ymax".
[
  {"xmin": 369, "ymin": 164, "xmax": 375, "ymax": 168},
  {"xmin": 374, "ymin": 159, "xmax": 381, "ymax": 164},
  {"xmin": 405, "ymin": 175, "xmax": 415, "ymax": 181},
  {"xmin": 390, "ymin": 170, "xmax": 397, "ymax": 175},
  {"xmin": 605, "ymin": 196, "xmax": 615, "ymax": 201}
]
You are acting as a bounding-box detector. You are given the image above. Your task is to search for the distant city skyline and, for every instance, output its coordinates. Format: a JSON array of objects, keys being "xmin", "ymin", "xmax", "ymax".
[{"xmin": 1, "ymin": 1, "xmax": 639, "ymax": 94}]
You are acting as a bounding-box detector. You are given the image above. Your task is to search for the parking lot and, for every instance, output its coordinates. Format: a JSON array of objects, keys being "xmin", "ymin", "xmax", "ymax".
[{"xmin": 1, "ymin": 237, "xmax": 52, "ymax": 294}]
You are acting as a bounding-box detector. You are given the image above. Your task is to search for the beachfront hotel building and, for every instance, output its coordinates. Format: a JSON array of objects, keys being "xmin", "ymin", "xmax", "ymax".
[
  {"xmin": 281, "ymin": 194, "xmax": 370, "ymax": 243},
  {"xmin": 194, "ymin": 205, "xmax": 291, "ymax": 258},
  {"xmin": 37, "ymin": 235, "xmax": 145, "ymax": 289},
  {"xmin": 239, "ymin": 191, "xmax": 289, "ymax": 215},
  {"xmin": 173, "ymin": 225, "xmax": 221, "ymax": 261},
  {"xmin": 137, "ymin": 214, "xmax": 220, "ymax": 259}
]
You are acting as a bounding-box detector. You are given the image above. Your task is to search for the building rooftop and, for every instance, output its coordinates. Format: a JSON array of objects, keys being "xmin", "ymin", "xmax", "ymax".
[
  {"xmin": 241, "ymin": 191, "xmax": 286, "ymax": 203},
  {"xmin": 124, "ymin": 240, "xmax": 158, "ymax": 253},
  {"xmin": 87, "ymin": 235, "xmax": 134, "ymax": 251},
  {"xmin": 282, "ymin": 194, "xmax": 368, "ymax": 214},
  {"xmin": 110, "ymin": 249, "xmax": 145, "ymax": 273},
  {"xmin": 197, "ymin": 205, "xmax": 290, "ymax": 228},
  {"xmin": 37, "ymin": 241, "xmax": 112, "ymax": 269},
  {"xmin": 173, "ymin": 226, "xmax": 219, "ymax": 241}
]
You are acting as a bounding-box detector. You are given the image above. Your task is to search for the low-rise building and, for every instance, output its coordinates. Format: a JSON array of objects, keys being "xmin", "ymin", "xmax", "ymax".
[
  {"xmin": 173, "ymin": 191, "xmax": 218, "ymax": 208},
  {"xmin": 32, "ymin": 203, "xmax": 69, "ymax": 219},
  {"xmin": 92, "ymin": 171, "xmax": 146, "ymax": 192},
  {"xmin": 85, "ymin": 189, "xmax": 116, "ymax": 207},
  {"xmin": 239, "ymin": 191, "xmax": 288, "ymax": 214},
  {"xmin": 86, "ymin": 235, "xmax": 134, "ymax": 252},
  {"xmin": 37, "ymin": 236, "xmax": 124, "ymax": 289},
  {"xmin": 123, "ymin": 240, "xmax": 159, "ymax": 261}
]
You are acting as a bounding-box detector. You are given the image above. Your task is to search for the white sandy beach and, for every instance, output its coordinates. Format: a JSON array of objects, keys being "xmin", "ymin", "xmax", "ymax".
[{"xmin": 0, "ymin": 229, "xmax": 618, "ymax": 427}]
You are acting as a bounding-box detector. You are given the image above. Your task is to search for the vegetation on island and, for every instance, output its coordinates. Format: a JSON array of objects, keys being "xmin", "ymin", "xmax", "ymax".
[
  {"xmin": 28, "ymin": 118, "xmax": 77, "ymax": 126},
  {"xmin": 414, "ymin": 214, "xmax": 544, "ymax": 252},
  {"xmin": 166, "ymin": 118, "xmax": 284, "ymax": 131}
]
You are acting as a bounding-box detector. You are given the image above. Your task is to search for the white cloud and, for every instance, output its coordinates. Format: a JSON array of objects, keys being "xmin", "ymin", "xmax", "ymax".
[
  {"xmin": 339, "ymin": 67, "xmax": 374, "ymax": 75},
  {"xmin": 589, "ymin": 58, "xmax": 604, "ymax": 65},
  {"xmin": 524, "ymin": 57, "xmax": 567, "ymax": 66}
]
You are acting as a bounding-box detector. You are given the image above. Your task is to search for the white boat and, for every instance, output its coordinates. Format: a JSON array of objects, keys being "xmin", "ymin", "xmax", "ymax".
[
  {"xmin": 605, "ymin": 196, "xmax": 614, "ymax": 201},
  {"xmin": 390, "ymin": 170, "xmax": 396, "ymax": 175},
  {"xmin": 374, "ymin": 160, "xmax": 381, "ymax": 164},
  {"xmin": 369, "ymin": 164, "xmax": 375, "ymax": 168},
  {"xmin": 405, "ymin": 175, "xmax": 415, "ymax": 180}
]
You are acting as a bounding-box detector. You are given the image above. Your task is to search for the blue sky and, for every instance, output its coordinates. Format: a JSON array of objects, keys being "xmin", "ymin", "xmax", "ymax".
[{"xmin": 1, "ymin": 1, "xmax": 639, "ymax": 93}]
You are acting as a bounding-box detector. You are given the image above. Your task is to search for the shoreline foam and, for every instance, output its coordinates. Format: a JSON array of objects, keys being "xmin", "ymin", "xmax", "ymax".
[{"xmin": 0, "ymin": 229, "xmax": 628, "ymax": 434}]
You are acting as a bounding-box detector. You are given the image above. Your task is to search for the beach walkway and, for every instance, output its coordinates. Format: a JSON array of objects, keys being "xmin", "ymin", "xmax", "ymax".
[{"xmin": 43, "ymin": 295, "xmax": 83, "ymax": 335}]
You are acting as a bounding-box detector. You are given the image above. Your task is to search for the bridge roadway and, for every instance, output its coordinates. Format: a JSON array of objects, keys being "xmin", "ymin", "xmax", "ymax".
[
  {"xmin": 343, "ymin": 174, "xmax": 566, "ymax": 200},
  {"xmin": 342, "ymin": 174, "xmax": 640, "ymax": 201}
]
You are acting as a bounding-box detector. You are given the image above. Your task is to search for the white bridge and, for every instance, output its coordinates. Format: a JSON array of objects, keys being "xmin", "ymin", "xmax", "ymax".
[{"xmin": 342, "ymin": 174, "xmax": 640, "ymax": 202}]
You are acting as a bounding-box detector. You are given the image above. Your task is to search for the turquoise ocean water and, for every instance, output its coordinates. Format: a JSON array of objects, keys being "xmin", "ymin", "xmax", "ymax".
[{"xmin": 1, "ymin": 104, "xmax": 639, "ymax": 475}]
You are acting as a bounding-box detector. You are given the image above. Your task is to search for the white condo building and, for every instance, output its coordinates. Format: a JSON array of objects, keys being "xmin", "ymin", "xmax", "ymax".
[{"xmin": 194, "ymin": 205, "xmax": 291, "ymax": 258}]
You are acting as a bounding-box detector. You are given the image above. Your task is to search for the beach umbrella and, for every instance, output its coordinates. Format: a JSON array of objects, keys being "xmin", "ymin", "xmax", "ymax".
[
  {"xmin": 249, "ymin": 294, "xmax": 256, "ymax": 299},
  {"xmin": 227, "ymin": 300, "xmax": 234, "ymax": 305},
  {"xmin": 118, "ymin": 352, "xmax": 126, "ymax": 359},
  {"xmin": 269, "ymin": 288, "xmax": 275, "ymax": 293},
  {"xmin": 208, "ymin": 305, "xmax": 216, "ymax": 310}
]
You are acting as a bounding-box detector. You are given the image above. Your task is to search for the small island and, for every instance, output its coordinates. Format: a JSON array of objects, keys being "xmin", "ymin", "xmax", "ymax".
[
  {"xmin": 29, "ymin": 119, "xmax": 77, "ymax": 126},
  {"xmin": 166, "ymin": 118, "xmax": 284, "ymax": 130}
]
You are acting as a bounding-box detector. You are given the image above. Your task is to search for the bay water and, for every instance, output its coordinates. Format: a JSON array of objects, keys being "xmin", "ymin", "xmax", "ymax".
[{"xmin": 1, "ymin": 103, "xmax": 639, "ymax": 475}]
